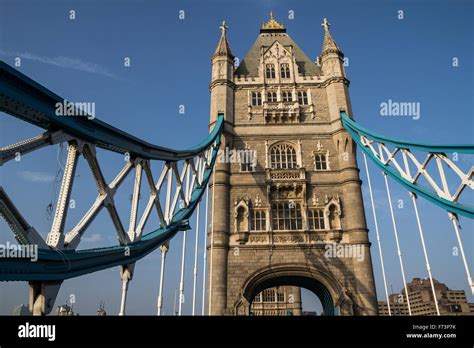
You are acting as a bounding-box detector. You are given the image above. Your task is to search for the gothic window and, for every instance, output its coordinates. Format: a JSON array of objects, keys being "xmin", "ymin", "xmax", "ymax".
[
  {"xmin": 314, "ymin": 154, "xmax": 328, "ymax": 170},
  {"xmin": 308, "ymin": 209, "xmax": 325, "ymax": 230},
  {"xmin": 239, "ymin": 149, "xmax": 255, "ymax": 172},
  {"xmin": 280, "ymin": 63, "xmax": 290, "ymax": 79},
  {"xmin": 251, "ymin": 92, "xmax": 262, "ymax": 106},
  {"xmin": 269, "ymin": 143, "xmax": 297, "ymax": 169},
  {"xmin": 267, "ymin": 91, "xmax": 277, "ymax": 103},
  {"xmin": 272, "ymin": 202, "xmax": 303, "ymax": 231},
  {"xmin": 262, "ymin": 289, "xmax": 275, "ymax": 302},
  {"xmin": 266, "ymin": 64, "xmax": 276, "ymax": 79},
  {"xmin": 282, "ymin": 91, "xmax": 292, "ymax": 103},
  {"xmin": 298, "ymin": 91, "xmax": 308, "ymax": 105},
  {"xmin": 276, "ymin": 288, "xmax": 285, "ymax": 302},
  {"xmin": 254, "ymin": 293, "xmax": 262, "ymax": 302},
  {"xmin": 250, "ymin": 209, "xmax": 266, "ymax": 231}
]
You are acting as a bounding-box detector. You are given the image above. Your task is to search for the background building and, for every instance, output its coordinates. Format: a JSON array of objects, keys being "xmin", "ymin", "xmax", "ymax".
[
  {"xmin": 378, "ymin": 278, "xmax": 474, "ymax": 316},
  {"xmin": 250, "ymin": 286, "xmax": 302, "ymax": 316}
]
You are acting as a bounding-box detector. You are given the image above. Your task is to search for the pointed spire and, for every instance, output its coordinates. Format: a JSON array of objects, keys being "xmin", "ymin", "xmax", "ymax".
[
  {"xmin": 213, "ymin": 21, "xmax": 234, "ymax": 58},
  {"xmin": 321, "ymin": 18, "xmax": 342, "ymax": 55}
]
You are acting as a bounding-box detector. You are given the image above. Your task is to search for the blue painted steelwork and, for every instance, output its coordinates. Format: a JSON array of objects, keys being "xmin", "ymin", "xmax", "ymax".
[
  {"xmin": 0, "ymin": 60, "xmax": 224, "ymax": 281},
  {"xmin": 341, "ymin": 111, "xmax": 474, "ymax": 219}
]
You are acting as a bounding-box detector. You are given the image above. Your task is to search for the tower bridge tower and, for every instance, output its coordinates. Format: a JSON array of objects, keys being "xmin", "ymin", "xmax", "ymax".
[{"xmin": 208, "ymin": 14, "xmax": 378, "ymax": 315}]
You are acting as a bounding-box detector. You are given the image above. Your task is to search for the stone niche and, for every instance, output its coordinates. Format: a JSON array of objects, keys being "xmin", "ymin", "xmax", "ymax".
[{"xmin": 234, "ymin": 198, "xmax": 250, "ymax": 244}]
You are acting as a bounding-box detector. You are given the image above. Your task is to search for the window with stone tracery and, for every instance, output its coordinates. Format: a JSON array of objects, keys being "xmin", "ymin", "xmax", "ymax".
[
  {"xmin": 297, "ymin": 91, "xmax": 308, "ymax": 105},
  {"xmin": 266, "ymin": 64, "xmax": 276, "ymax": 79},
  {"xmin": 271, "ymin": 202, "xmax": 303, "ymax": 231},
  {"xmin": 267, "ymin": 91, "xmax": 277, "ymax": 103},
  {"xmin": 251, "ymin": 92, "xmax": 262, "ymax": 106},
  {"xmin": 280, "ymin": 63, "xmax": 290, "ymax": 79},
  {"xmin": 250, "ymin": 209, "xmax": 266, "ymax": 231},
  {"xmin": 269, "ymin": 143, "xmax": 297, "ymax": 169},
  {"xmin": 282, "ymin": 91, "xmax": 292, "ymax": 103},
  {"xmin": 308, "ymin": 209, "xmax": 325, "ymax": 230},
  {"xmin": 314, "ymin": 153, "xmax": 328, "ymax": 170}
]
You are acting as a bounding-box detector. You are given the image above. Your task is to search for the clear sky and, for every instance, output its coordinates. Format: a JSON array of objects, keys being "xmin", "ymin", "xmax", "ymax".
[{"xmin": 0, "ymin": 0, "xmax": 473, "ymax": 315}]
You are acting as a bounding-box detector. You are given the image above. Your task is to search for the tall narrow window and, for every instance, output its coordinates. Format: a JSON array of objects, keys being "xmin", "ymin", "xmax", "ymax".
[
  {"xmin": 251, "ymin": 92, "xmax": 262, "ymax": 106},
  {"xmin": 270, "ymin": 143, "xmax": 297, "ymax": 169},
  {"xmin": 308, "ymin": 209, "xmax": 325, "ymax": 230},
  {"xmin": 263, "ymin": 289, "xmax": 276, "ymax": 302},
  {"xmin": 282, "ymin": 91, "xmax": 292, "ymax": 103},
  {"xmin": 271, "ymin": 202, "xmax": 303, "ymax": 231},
  {"xmin": 298, "ymin": 91, "xmax": 308, "ymax": 105},
  {"xmin": 280, "ymin": 63, "xmax": 290, "ymax": 78},
  {"xmin": 315, "ymin": 154, "xmax": 328, "ymax": 170},
  {"xmin": 250, "ymin": 209, "xmax": 266, "ymax": 231},
  {"xmin": 266, "ymin": 64, "xmax": 276, "ymax": 79},
  {"xmin": 267, "ymin": 92, "xmax": 277, "ymax": 103}
]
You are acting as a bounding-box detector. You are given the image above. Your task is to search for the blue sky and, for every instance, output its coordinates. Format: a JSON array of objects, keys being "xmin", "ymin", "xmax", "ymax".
[{"xmin": 0, "ymin": 0, "xmax": 473, "ymax": 315}]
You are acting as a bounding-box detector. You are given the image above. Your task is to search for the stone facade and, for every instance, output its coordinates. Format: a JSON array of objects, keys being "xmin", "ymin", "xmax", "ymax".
[{"xmin": 207, "ymin": 16, "xmax": 378, "ymax": 315}]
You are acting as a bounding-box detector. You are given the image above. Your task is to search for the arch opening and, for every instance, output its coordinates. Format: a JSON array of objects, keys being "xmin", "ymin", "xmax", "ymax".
[{"xmin": 246, "ymin": 275, "xmax": 336, "ymax": 316}]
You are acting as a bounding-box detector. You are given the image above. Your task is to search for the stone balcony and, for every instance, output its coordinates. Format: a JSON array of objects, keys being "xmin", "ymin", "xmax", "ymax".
[{"xmin": 265, "ymin": 167, "xmax": 306, "ymax": 182}]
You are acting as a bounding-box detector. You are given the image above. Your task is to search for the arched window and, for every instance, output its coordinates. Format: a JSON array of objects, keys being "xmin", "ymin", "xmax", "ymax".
[
  {"xmin": 266, "ymin": 64, "xmax": 276, "ymax": 79},
  {"xmin": 282, "ymin": 91, "xmax": 292, "ymax": 103},
  {"xmin": 297, "ymin": 91, "xmax": 308, "ymax": 105},
  {"xmin": 250, "ymin": 209, "xmax": 266, "ymax": 231},
  {"xmin": 251, "ymin": 92, "xmax": 262, "ymax": 106},
  {"xmin": 308, "ymin": 209, "xmax": 325, "ymax": 230},
  {"xmin": 280, "ymin": 63, "xmax": 290, "ymax": 78},
  {"xmin": 270, "ymin": 143, "xmax": 298, "ymax": 169},
  {"xmin": 267, "ymin": 92, "xmax": 277, "ymax": 103},
  {"xmin": 315, "ymin": 154, "xmax": 328, "ymax": 170},
  {"xmin": 272, "ymin": 202, "xmax": 303, "ymax": 230}
]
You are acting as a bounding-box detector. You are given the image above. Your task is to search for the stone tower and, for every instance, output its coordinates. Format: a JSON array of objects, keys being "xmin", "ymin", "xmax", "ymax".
[{"xmin": 208, "ymin": 14, "xmax": 378, "ymax": 316}]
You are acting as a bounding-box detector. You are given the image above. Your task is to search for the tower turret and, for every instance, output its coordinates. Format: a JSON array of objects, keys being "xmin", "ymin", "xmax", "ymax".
[
  {"xmin": 208, "ymin": 21, "xmax": 235, "ymax": 315},
  {"xmin": 319, "ymin": 18, "xmax": 345, "ymax": 78}
]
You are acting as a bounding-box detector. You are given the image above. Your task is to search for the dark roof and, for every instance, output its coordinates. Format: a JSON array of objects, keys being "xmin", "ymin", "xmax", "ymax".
[{"xmin": 235, "ymin": 32, "xmax": 321, "ymax": 77}]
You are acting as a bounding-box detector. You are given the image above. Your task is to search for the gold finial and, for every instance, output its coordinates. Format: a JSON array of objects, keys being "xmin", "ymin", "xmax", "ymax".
[{"xmin": 262, "ymin": 11, "xmax": 284, "ymax": 30}]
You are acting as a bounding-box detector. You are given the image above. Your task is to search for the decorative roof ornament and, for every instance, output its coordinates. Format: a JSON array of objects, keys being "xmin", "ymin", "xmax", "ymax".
[
  {"xmin": 261, "ymin": 11, "xmax": 285, "ymax": 30},
  {"xmin": 213, "ymin": 20, "xmax": 233, "ymax": 58},
  {"xmin": 320, "ymin": 17, "xmax": 343, "ymax": 56},
  {"xmin": 219, "ymin": 20, "xmax": 228, "ymax": 36},
  {"xmin": 321, "ymin": 17, "xmax": 331, "ymax": 32}
]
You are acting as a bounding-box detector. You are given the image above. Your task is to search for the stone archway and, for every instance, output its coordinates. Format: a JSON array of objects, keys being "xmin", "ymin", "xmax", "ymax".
[{"xmin": 234, "ymin": 264, "xmax": 354, "ymax": 316}]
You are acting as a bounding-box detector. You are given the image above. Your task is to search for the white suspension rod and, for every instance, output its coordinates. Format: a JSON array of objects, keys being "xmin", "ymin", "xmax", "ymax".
[
  {"xmin": 409, "ymin": 192, "xmax": 440, "ymax": 315},
  {"xmin": 448, "ymin": 213, "xmax": 474, "ymax": 295},
  {"xmin": 178, "ymin": 229, "xmax": 187, "ymax": 316},
  {"xmin": 201, "ymin": 185, "xmax": 209, "ymax": 315},
  {"xmin": 382, "ymin": 172, "xmax": 412, "ymax": 315},
  {"xmin": 157, "ymin": 243, "xmax": 169, "ymax": 315},
  {"xmin": 362, "ymin": 152, "xmax": 391, "ymax": 316}
]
